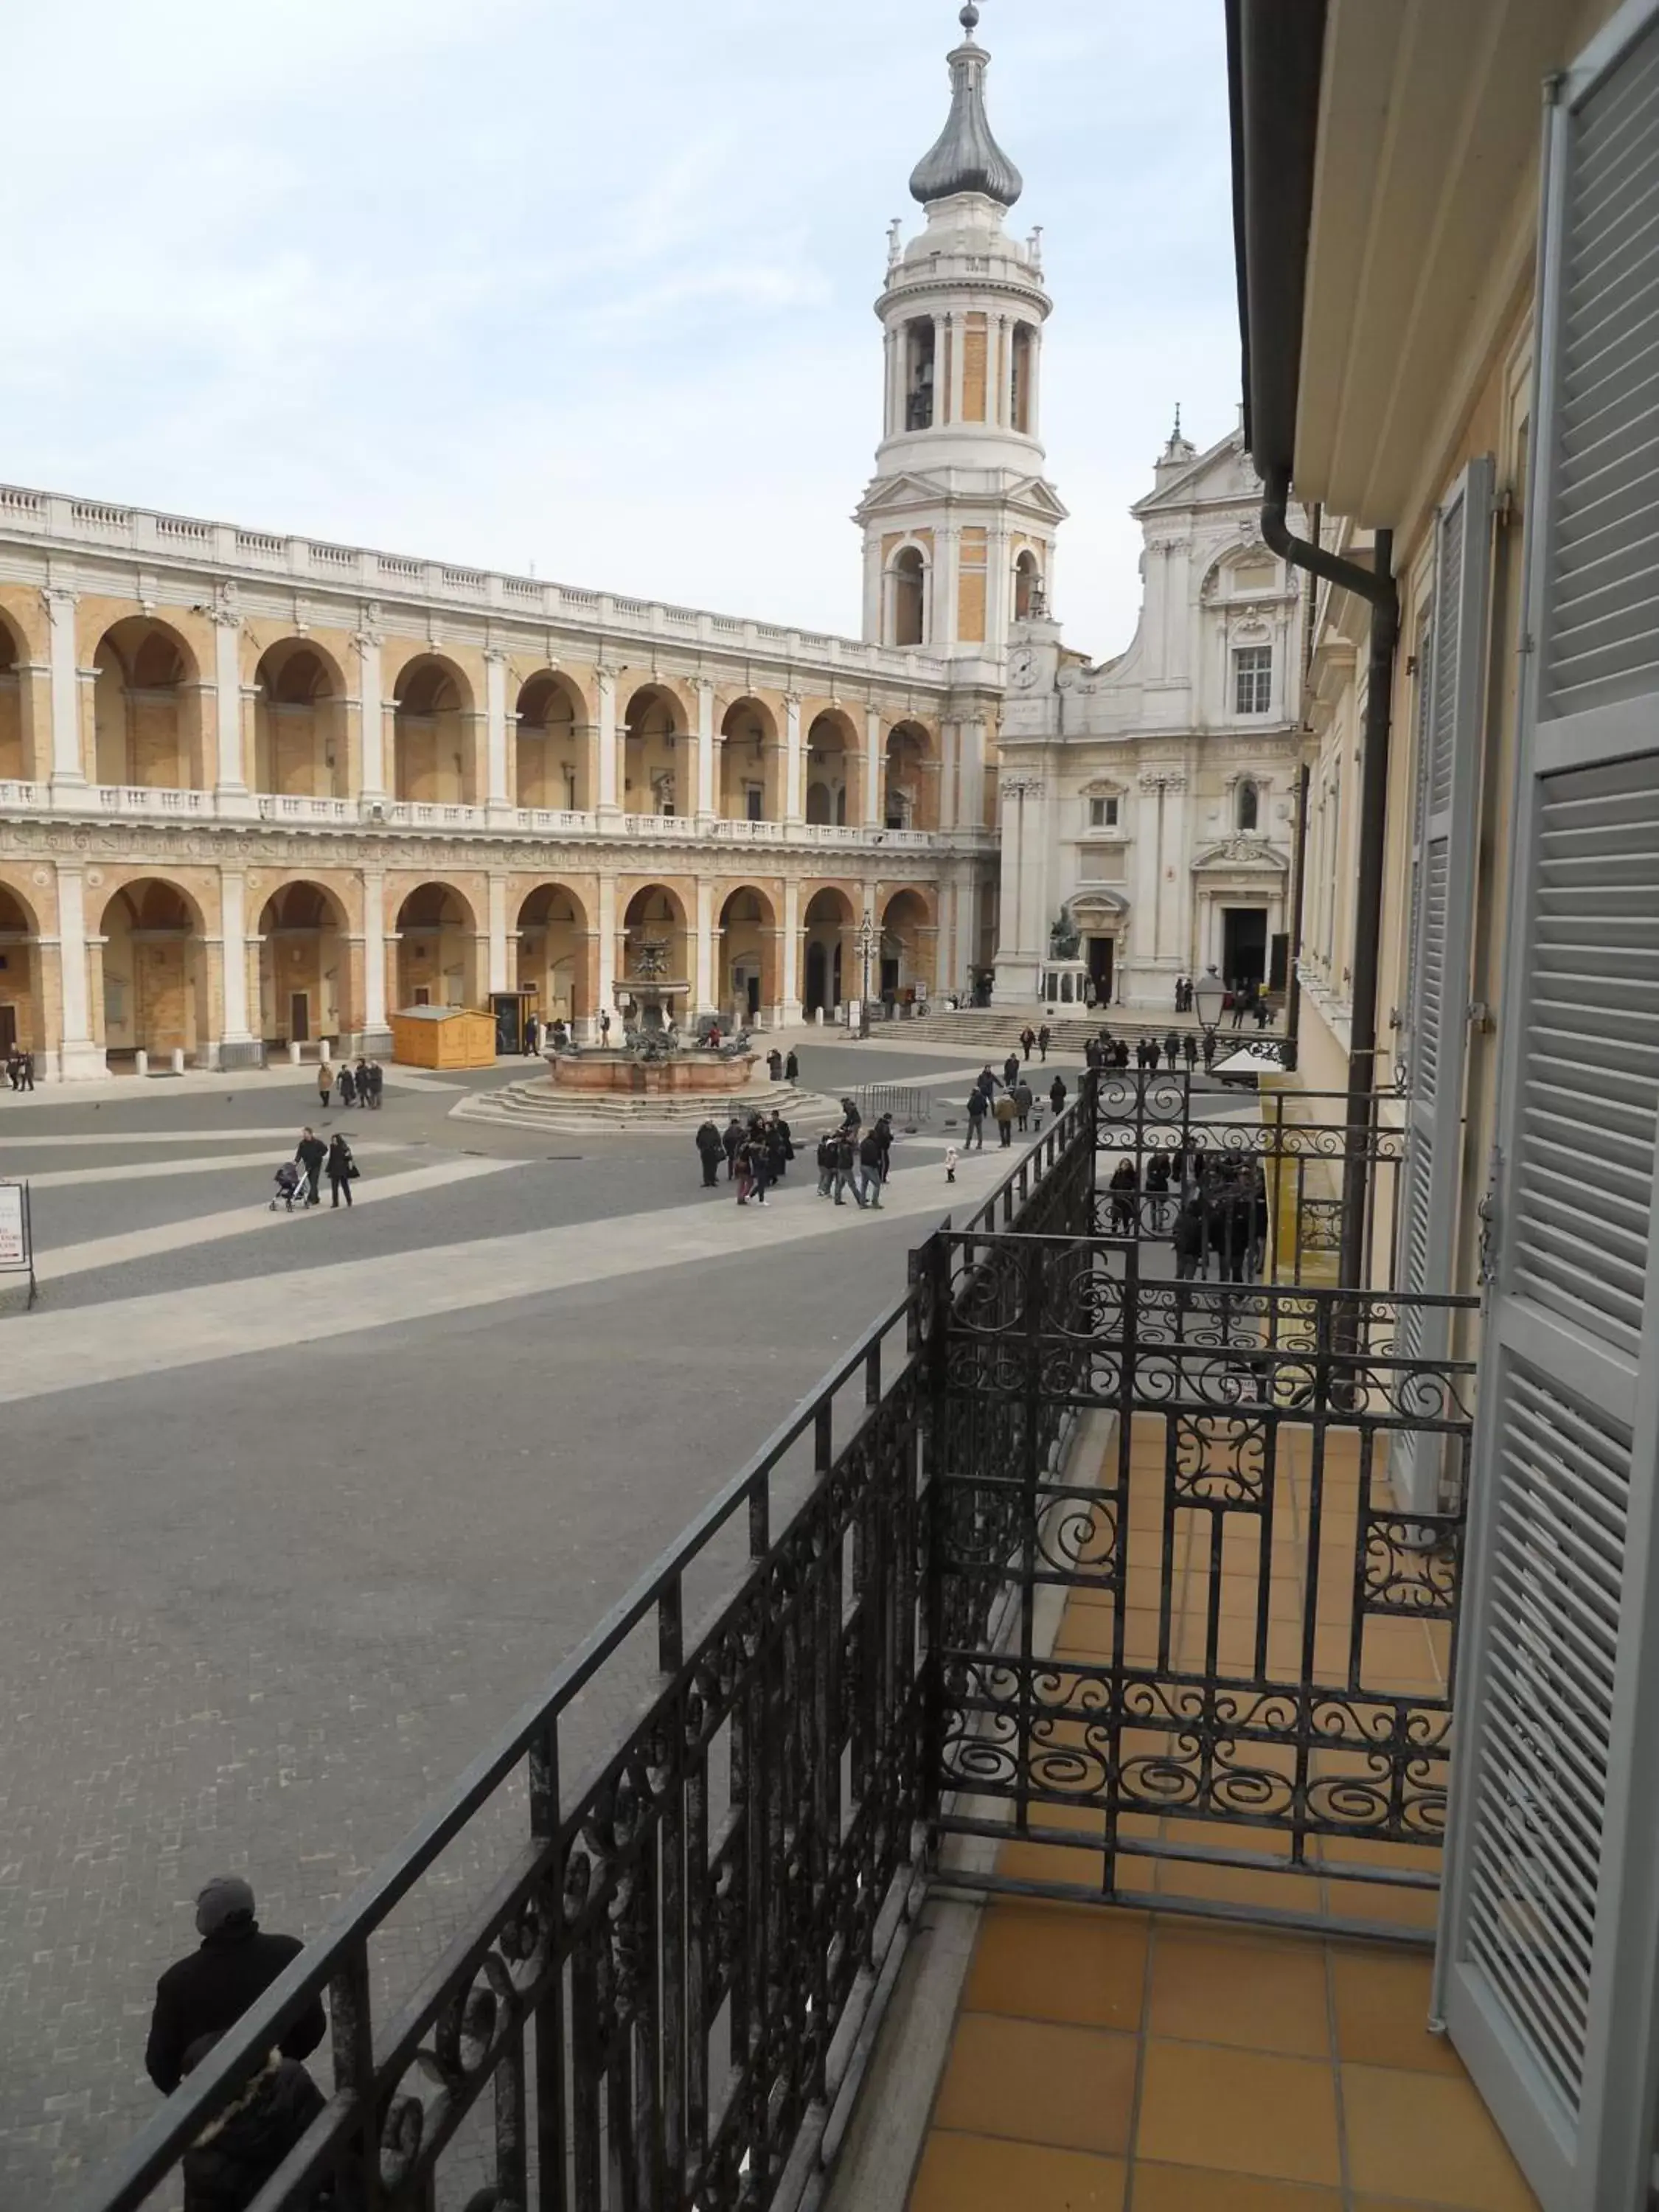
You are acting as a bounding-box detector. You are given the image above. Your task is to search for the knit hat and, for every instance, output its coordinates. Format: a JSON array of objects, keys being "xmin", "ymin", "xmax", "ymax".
[{"xmin": 195, "ymin": 1876, "xmax": 256, "ymax": 1935}]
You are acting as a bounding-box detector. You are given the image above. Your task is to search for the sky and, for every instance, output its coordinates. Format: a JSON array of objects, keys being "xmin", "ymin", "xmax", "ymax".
[{"xmin": 0, "ymin": 0, "xmax": 1241, "ymax": 659}]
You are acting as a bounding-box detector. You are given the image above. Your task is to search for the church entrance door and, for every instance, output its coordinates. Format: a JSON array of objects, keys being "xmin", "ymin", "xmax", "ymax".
[
  {"xmin": 1222, "ymin": 906, "xmax": 1267, "ymax": 990},
  {"xmin": 1087, "ymin": 935, "xmax": 1113, "ymax": 1003}
]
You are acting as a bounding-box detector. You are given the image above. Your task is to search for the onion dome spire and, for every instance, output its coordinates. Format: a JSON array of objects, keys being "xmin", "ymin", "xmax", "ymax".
[{"xmin": 908, "ymin": 4, "xmax": 1023, "ymax": 211}]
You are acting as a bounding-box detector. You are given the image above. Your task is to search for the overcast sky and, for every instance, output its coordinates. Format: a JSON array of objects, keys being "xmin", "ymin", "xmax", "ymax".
[{"xmin": 1, "ymin": 0, "xmax": 1239, "ymax": 658}]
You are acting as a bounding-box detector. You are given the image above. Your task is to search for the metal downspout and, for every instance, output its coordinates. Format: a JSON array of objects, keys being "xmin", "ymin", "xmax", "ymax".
[{"xmin": 1261, "ymin": 469, "xmax": 1399, "ymax": 1293}]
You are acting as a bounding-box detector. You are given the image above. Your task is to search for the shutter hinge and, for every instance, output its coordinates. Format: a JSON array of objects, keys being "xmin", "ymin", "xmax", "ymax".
[
  {"xmin": 1543, "ymin": 69, "xmax": 1564, "ymax": 108},
  {"xmin": 1478, "ymin": 1147, "xmax": 1502, "ymax": 1290},
  {"xmin": 1467, "ymin": 1000, "xmax": 1495, "ymax": 1034},
  {"xmin": 1494, "ymin": 487, "xmax": 1515, "ymax": 525}
]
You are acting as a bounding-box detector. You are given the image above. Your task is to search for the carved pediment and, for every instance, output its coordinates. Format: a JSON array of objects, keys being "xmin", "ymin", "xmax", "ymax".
[{"xmin": 1192, "ymin": 835, "xmax": 1289, "ymax": 874}]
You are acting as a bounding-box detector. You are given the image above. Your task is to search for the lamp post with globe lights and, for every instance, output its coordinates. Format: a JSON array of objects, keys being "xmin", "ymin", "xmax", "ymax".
[{"xmin": 857, "ymin": 911, "xmax": 877, "ymax": 1040}]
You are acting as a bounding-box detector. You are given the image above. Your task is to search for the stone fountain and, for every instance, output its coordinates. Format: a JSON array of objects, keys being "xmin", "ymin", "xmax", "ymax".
[{"xmin": 546, "ymin": 936, "xmax": 757, "ymax": 1098}]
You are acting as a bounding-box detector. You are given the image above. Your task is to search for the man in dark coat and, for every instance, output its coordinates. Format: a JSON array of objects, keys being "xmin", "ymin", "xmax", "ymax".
[
  {"xmin": 964, "ymin": 1085, "xmax": 989, "ymax": 1151},
  {"xmin": 722, "ymin": 1116, "xmax": 744, "ymax": 1180},
  {"xmin": 1048, "ymin": 1074, "xmax": 1068, "ymax": 1119},
  {"xmin": 146, "ymin": 1877, "xmax": 325, "ymax": 2096},
  {"xmin": 695, "ymin": 1119, "xmax": 723, "ymax": 1188},
  {"xmin": 1002, "ymin": 1051, "xmax": 1020, "ymax": 1091},
  {"xmin": 294, "ymin": 1130, "xmax": 327, "ymax": 1208},
  {"xmin": 178, "ymin": 2034, "xmax": 326, "ymax": 2212},
  {"xmin": 858, "ymin": 1124, "xmax": 886, "ymax": 1208}
]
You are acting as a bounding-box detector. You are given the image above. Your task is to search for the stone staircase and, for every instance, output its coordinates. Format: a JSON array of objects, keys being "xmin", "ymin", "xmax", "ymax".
[
  {"xmin": 451, "ymin": 1077, "xmax": 845, "ymax": 1134},
  {"xmin": 902, "ymin": 1007, "xmax": 1255, "ymax": 1051}
]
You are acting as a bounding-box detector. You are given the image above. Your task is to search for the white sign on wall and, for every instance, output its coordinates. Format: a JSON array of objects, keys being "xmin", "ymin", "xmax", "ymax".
[{"xmin": 0, "ymin": 1183, "xmax": 25, "ymax": 1269}]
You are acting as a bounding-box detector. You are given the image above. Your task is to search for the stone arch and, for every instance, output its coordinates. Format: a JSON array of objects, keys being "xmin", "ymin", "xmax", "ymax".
[
  {"xmin": 884, "ymin": 719, "xmax": 936, "ymax": 831},
  {"xmin": 0, "ymin": 877, "xmax": 44, "ymax": 1067},
  {"xmin": 515, "ymin": 670, "xmax": 590, "ymax": 811},
  {"xmin": 805, "ymin": 710, "xmax": 858, "ymax": 826},
  {"xmin": 0, "ymin": 607, "xmax": 29, "ymax": 782},
  {"xmin": 91, "ymin": 616, "xmax": 206, "ymax": 790},
  {"xmin": 620, "ymin": 882, "xmax": 690, "ymax": 1028},
  {"xmin": 1013, "ymin": 547, "xmax": 1043, "ymax": 621},
  {"xmin": 621, "ymin": 683, "xmax": 689, "ymax": 818},
  {"xmin": 719, "ymin": 697, "xmax": 780, "ymax": 821},
  {"xmin": 515, "ymin": 879, "xmax": 591, "ymax": 1026},
  {"xmin": 392, "ymin": 654, "xmax": 477, "ymax": 807},
  {"xmin": 887, "ymin": 545, "xmax": 928, "ymax": 648},
  {"xmin": 254, "ymin": 639, "xmax": 349, "ymax": 799},
  {"xmin": 881, "ymin": 886, "xmax": 936, "ymax": 1002},
  {"xmin": 802, "ymin": 883, "xmax": 857, "ymax": 1015},
  {"xmin": 717, "ymin": 883, "xmax": 779, "ymax": 1024},
  {"xmin": 99, "ymin": 874, "xmax": 211, "ymax": 1063},
  {"xmin": 394, "ymin": 880, "xmax": 480, "ymax": 1009},
  {"xmin": 257, "ymin": 877, "xmax": 349, "ymax": 1046}
]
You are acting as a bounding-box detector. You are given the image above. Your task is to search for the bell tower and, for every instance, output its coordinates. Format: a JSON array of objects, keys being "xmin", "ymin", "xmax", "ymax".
[{"xmin": 856, "ymin": 4, "xmax": 1065, "ymax": 662}]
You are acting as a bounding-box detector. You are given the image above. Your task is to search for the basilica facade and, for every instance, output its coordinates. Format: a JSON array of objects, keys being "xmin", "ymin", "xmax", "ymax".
[{"xmin": 0, "ymin": 6, "xmax": 1303, "ymax": 1079}]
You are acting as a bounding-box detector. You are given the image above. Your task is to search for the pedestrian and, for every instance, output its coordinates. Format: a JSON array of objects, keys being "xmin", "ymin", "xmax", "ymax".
[
  {"xmin": 785, "ymin": 1048, "xmax": 799, "ymax": 1082},
  {"xmin": 20, "ymin": 1048, "xmax": 34, "ymax": 1091},
  {"xmin": 831, "ymin": 1128, "xmax": 864, "ymax": 1207},
  {"xmin": 767, "ymin": 1048, "xmax": 785, "ymax": 1082},
  {"xmin": 1256, "ymin": 995, "xmax": 1273, "ymax": 1031},
  {"xmin": 177, "ymin": 2031, "xmax": 328, "ymax": 2212},
  {"xmin": 325, "ymin": 1132, "xmax": 357, "ymax": 1208},
  {"xmin": 816, "ymin": 1130, "xmax": 837, "ymax": 1195},
  {"xmin": 750, "ymin": 1121, "xmax": 776, "ymax": 1206},
  {"xmin": 1164, "ymin": 1029, "xmax": 1180, "ymax": 1068},
  {"xmin": 1019, "ymin": 1026, "xmax": 1036, "ymax": 1062},
  {"xmin": 338, "ymin": 1064, "xmax": 355, "ymax": 1110},
  {"xmin": 1147, "ymin": 1036, "xmax": 1161, "ymax": 1072},
  {"xmin": 695, "ymin": 1118, "xmax": 723, "ymax": 1188},
  {"xmin": 734, "ymin": 1130, "xmax": 759, "ymax": 1206},
  {"xmin": 841, "ymin": 1095, "xmax": 863, "ymax": 1135},
  {"xmin": 4, "ymin": 1046, "xmax": 16, "ymax": 1091},
  {"xmin": 1211, "ymin": 1188, "xmax": 1250, "ymax": 1282},
  {"xmin": 372, "ymin": 1061, "xmax": 386, "ymax": 1107},
  {"xmin": 1231, "ymin": 986, "xmax": 1248, "ymax": 1030},
  {"xmin": 1203, "ymin": 1032, "xmax": 1217, "ymax": 1072},
  {"xmin": 1172, "ymin": 1197, "xmax": 1206, "ymax": 1281},
  {"xmin": 1048, "ymin": 1073, "xmax": 1068, "ymax": 1119},
  {"xmin": 858, "ymin": 1124, "xmax": 886, "ymax": 1207},
  {"xmin": 945, "ymin": 1144, "xmax": 959, "ymax": 1184},
  {"xmin": 316, "ymin": 1060, "xmax": 332, "ymax": 1109},
  {"xmin": 1108, "ymin": 1155, "xmax": 1138, "ymax": 1235},
  {"xmin": 874, "ymin": 1111, "xmax": 894, "ymax": 1181},
  {"xmin": 771, "ymin": 1110, "xmax": 795, "ymax": 1175},
  {"xmin": 1015, "ymin": 1077, "xmax": 1033, "ymax": 1132},
  {"xmin": 1145, "ymin": 1150, "xmax": 1171, "ymax": 1230},
  {"xmin": 1003, "ymin": 1051, "xmax": 1020, "ymax": 1092},
  {"xmin": 994, "ymin": 1089, "xmax": 1017, "ymax": 1147},
  {"xmin": 976, "ymin": 1065, "xmax": 998, "ymax": 1103},
  {"xmin": 1037, "ymin": 1023, "xmax": 1051, "ymax": 1061},
  {"xmin": 964, "ymin": 1086, "xmax": 988, "ymax": 1151},
  {"xmin": 1183, "ymin": 1032, "xmax": 1198, "ymax": 1071},
  {"xmin": 524, "ymin": 1013, "xmax": 540, "ymax": 1056},
  {"xmin": 294, "ymin": 1127, "xmax": 326, "ymax": 1207},
  {"xmin": 145, "ymin": 1877, "xmax": 326, "ymax": 2097},
  {"xmin": 599, "ymin": 1011, "xmax": 612, "ymax": 1047}
]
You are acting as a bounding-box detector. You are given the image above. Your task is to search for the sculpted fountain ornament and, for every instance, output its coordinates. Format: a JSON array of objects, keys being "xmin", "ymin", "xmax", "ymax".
[{"xmin": 546, "ymin": 935, "xmax": 758, "ymax": 1096}]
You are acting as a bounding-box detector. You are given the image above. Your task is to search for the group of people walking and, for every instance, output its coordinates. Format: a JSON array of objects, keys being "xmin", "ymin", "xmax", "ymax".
[
  {"xmin": 4, "ymin": 1043, "xmax": 35, "ymax": 1091},
  {"xmin": 817, "ymin": 1099, "xmax": 892, "ymax": 1207},
  {"xmin": 1105, "ymin": 1144, "xmax": 1268, "ymax": 1283},
  {"xmin": 695, "ymin": 1109, "xmax": 795, "ymax": 1205},
  {"xmin": 276, "ymin": 1127, "xmax": 360, "ymax": 1211},
  {"xmin": 964, "ymin": 1061, "xmax": 1068, "ymax": 1149},
  {"xmin": 1085, "ymin": 1029, "xmax": 1216, "ymax": 1074},
  {"xmin": 317, "ymin": 1059, "xmax": 383, "ymax": 1110}
]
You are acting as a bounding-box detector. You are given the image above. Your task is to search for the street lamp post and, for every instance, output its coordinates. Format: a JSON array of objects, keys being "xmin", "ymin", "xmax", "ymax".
[
  {"xmin": 857, "ymin": 911, "xmax": 877, "ymax": 1040},
  {"xmin": 1192, "ymin": 967, "xmax": 1227, "ymax": 1061}
]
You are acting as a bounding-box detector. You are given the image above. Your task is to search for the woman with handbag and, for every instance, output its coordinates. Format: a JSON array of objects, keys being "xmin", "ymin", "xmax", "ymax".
[{"xmin": 326, "ymin": 1132, "xmax": 358, "ymax": 1210}]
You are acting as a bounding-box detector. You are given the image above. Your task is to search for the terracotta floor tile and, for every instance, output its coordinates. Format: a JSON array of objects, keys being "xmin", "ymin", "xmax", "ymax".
[
  {"xmin": 1325, "ymin": 1877, "xmax": 1439, "ymax": 1932},
  {"xmin": 965, "ymin": 1901, "xmax": 1147, "ymax": 2031},
  {"xmin": 932, "ymin": 2013, "xmax": 1138, "ymax": 2157},
  {"xmin": 1136, "ymin": 2039, "xmax": 1341, "ymax": 2185},
  {"xmin": 1343, "ymin": 2065, "xmax": 1539, "ymax": 2208},
  {"xmin": 1329, "ymin": 1947, "xmax": 1462, "ymax": 2076},
  {"xmin": 1133, "ymin": 2166, "xmax": 1341, "ymax": 2211},
  {"xmin": 1149, "ymin": 1925, "xmax": 1331, "ymax": 2055},
  {"xmin": 997, "ymin": 1837, "xmax": 1109, "ymax": 1889},
  {"xmin": 908, "ymin": 2129, "xmax": 1126, "ymax": 2211}
]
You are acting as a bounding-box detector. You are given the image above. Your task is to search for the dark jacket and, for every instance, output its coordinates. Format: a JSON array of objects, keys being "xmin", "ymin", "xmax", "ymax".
[
  {"xmin": 325, "ymin": 1137, "xmax": 354, "ymax": 1183},
  {"xmin": 294, "ymin": 1138, "xmax": 326, "ymax": 1181},
  {"xmin": 181, "ymin": 2055, "xmax": 325, "ymax": 2212},
  {"xmin": 723, "ymin": 1119, "xmax": 743, "ymax": 1158},
  {"xmin": 1048, "ymin": 1079, "xmax": 1068, "ymax": 1113},
  {"xmin": 858, "ymin": 1131, "xmax": 884, "ymax": 1168},
  {"xmin": 966, "ymin": 1088, "xmax": 988, "ymax": 1120},
  {"xmin": 146, "ymin": 1927, "xmax": 325, "ymax": 2095},
  {"xmin": 695, "ymin": 1121, "xmax": 723, "ymax": 1155},
  {"xmin": 1172, "ymin": 1206, "xmax": 1206, "ymax": 1260}
]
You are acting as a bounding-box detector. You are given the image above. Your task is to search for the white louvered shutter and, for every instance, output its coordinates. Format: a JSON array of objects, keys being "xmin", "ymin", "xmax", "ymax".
[
  {"xmin": 1439, "ymin": 9, "xmax": 1659, "ymax": 2208},
  {"xmin": 1392, "ymin": 465, "xmax": 1495, "ymax": 1517}
]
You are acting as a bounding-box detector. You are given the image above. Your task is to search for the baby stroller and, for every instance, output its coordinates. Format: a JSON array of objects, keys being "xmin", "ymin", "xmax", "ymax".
[{"xmin": 270, "ymin": 1161, "xmax": 302, "ymax": 1212}]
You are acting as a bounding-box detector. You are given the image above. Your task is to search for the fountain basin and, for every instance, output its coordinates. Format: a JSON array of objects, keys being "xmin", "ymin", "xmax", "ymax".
[{"xmin": 546, "ymin": 1048, "xmax": 758, "ymax": 1096}]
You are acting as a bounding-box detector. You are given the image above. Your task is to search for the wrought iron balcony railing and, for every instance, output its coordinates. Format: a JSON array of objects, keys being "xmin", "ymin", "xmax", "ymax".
[{"xmin": 77, "ymin": 1079, "xmax": 1464, "ymax": 2212}]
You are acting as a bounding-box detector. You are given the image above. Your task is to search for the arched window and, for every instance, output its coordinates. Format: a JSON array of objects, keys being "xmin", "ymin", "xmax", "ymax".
[
  {"xmin": 1237, "ymin": 779, "xmax": 1260, "ymax": 832},
  {"xmin": 905, "ymin": 319, "xmax": 935, "ymax": 430},
  {"xmin": 891, "ymin": 548, "xmax": 927, "ymax": 648},
  {"xmin": 1014, "ymin": 551, "xmax": 1042, "ymax": 622}
]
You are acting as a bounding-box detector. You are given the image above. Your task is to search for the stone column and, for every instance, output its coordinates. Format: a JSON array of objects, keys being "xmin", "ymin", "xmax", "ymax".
[
  {"xmin": 959, "ymin": 717, "xmax": 987, "ymax": 830},
  {"xmin": 244, "ymin": 933, "xmax": 265, "ymax": 1043},
  {"xmin": 863, "ymin": 706, "xmax": 883, "ymax": 827},
  {"xmin": 355, "ymin": 616, "xmax": 386, "ymax": 805},
  {"xmin": 218, "ymin": 868, "xmax": 254, "ymax": 1046},
  {"xmin": 596, "ymin": 874, "xmax": 618, "ymax": 1029},
  {"xmin": 212, "ymin": 591, "xmax": 253, "ymax": 810},
  {"xmin": 596, "ymin": 665, "xmax": 621, "ymax": 826},
  {"xmin": 54, "ymin": 864, "xmax": 104, "ymax": 1079},
  {"xmin": 780, "ymin": 877, "xmax": 802, "ymax": 1026},
  {"xmin": 990, "ymin": 777, "xmax": 1043, "ymax": 1004},
  {"xmin": 41, "ymin": 585, "xmax": 88, "ymax": 796},
  {"xmin": 947, "ymin": 310, "xmax": 966, "ymax": 425},
  {"xmin": 487, "ymin": 873, "xmax": 511, "ymax": 993},
  {"xmin": 362, "ymin": 868, "xmax": 389, "ymax": 1037},
  {"xmin": 936, "ymin": 526, "xmax": 960, "ymax": 653},
  {"xmin": 484, "ymin": 647, "xmax": 515, "ymax": 824},
  {"xmin": 695, "ymin": 678, "xmax": 716, "ymax": 827},
  {"xmin": 695, "ymin": 878, "xmax": 717, "ymax": 1019},
  {"xmin": 784, "ymin": 693, "xmax": 804, "ymax": 827}
]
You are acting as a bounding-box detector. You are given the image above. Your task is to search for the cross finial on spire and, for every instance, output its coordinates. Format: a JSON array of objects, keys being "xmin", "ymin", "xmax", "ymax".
[
  {"xmin": 959, "ymin": 3, "xmax": 981, "ymax": 37},
  {"xmin": 1173, "ymin": 401, "xmax": 1183, "ymax": 440}
]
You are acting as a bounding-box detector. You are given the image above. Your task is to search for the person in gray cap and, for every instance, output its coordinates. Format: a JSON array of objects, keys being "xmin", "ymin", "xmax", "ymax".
[{"xmin": 145, "ymin": 1876, "xmax": 326, "ymax": 2096}]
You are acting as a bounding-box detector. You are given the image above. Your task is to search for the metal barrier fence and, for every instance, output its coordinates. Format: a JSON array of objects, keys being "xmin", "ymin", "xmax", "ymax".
[
  {"xmin": 77, "ymin": 1081, "xmax": 1463, "ymax": 2210},
  {"xmin": 852, "ymin": 1083, "xmax": 932, "ymax": 1127}
]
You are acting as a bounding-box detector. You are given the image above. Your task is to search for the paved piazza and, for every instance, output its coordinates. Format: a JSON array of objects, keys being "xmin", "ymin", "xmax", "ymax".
[{"xmin": 0, "ymin": 1029, "xmax": 1136, "ymax": 2205}]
